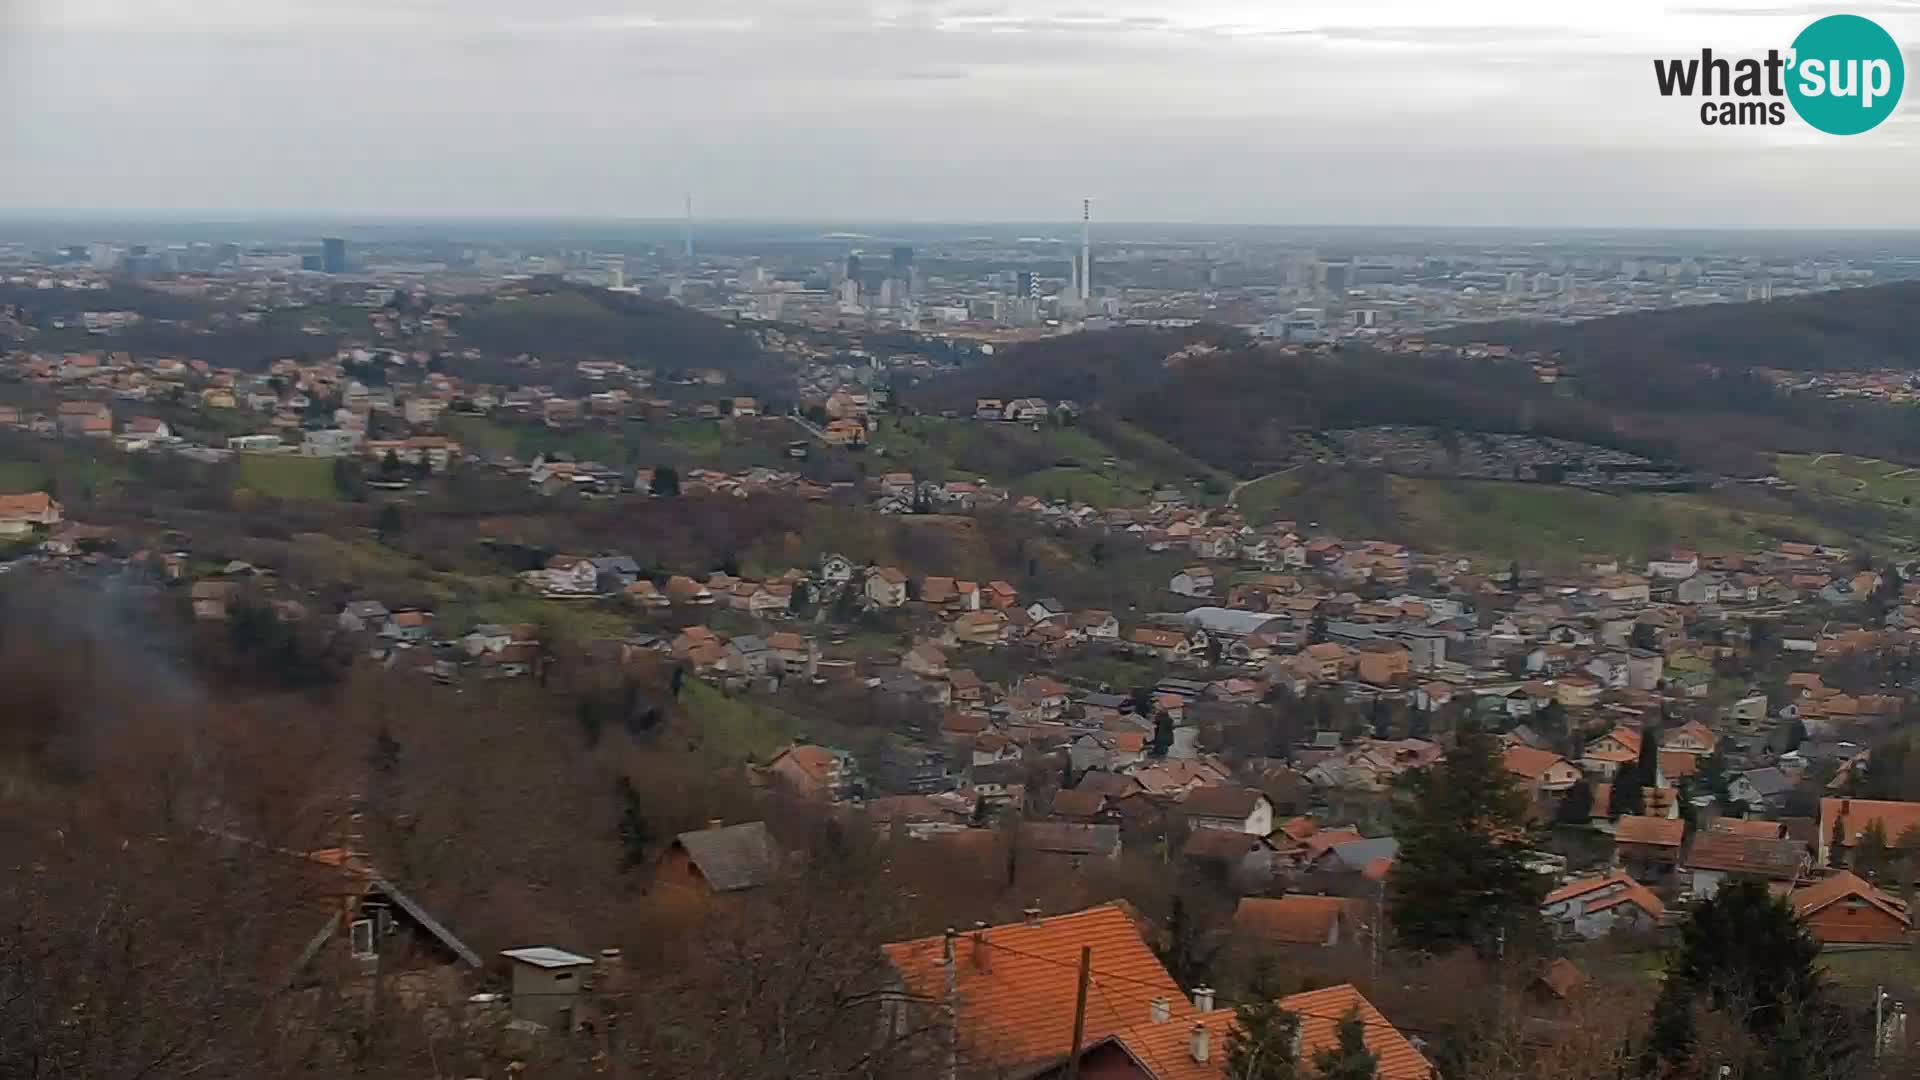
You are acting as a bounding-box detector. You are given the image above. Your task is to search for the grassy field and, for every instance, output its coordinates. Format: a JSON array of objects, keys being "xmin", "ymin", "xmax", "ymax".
[
  {"xmin": 1236, "ymin": 466, "xmax": 1848, "ymax": 567},
  {"xmin": 1778, "ymin": 453, "xmax": 1920, "ymax": 507},
  {"xmin": 235, "ymin": 454, "xmax": 339, "ymax": 500},
  {"xmin": 678, "ymin": 679, "xmax": 791, "ymax": 761},
  {"xmin": 1011, "ymin": 467, "xmax": 1135, "ymax": 508},
  {"xmin": 871, "ymin": 417, "xmax": 1211, "ymax": 506},
  {"xmin": 0, "ymin": 461, "xmax": 50, "ymax": 494}
]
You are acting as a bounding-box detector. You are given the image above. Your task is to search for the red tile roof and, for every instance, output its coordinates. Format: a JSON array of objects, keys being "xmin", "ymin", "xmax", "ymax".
[
  {"xmin": 1233, "ymin": 895, "xmax": 1371, "ymax": 945},
  {"xmin": 1503, "ymin": 745, "xmax": 1570, "ymax": 781},
  {"xmin": 1615, "ymin": 815, "xmax": 1685, "ymax": 848},
  {"xmin": 1276, "ymin": 984, "xmax": 1434, "ymax": 1080},
  {"xmin": 881, "ymin": 904, "xmax": 1188, "ymax": 1074}
]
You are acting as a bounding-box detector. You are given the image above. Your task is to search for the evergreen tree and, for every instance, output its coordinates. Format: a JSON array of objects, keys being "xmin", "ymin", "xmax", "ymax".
[
  {"xmin": 1309, "ymin": 613, "xmax": 1329, "ymax": 645},
  {"xmin": 1311, "ymin": 1008, "xmax": 1377, "ymax": 1080},
  {"xmin": 1646, "ymin": 878, "xmax": 1865, "ymax": 1079},
  {"xmin": 1637, "ymin": 974, "xmax": 1697, "ymax": 1078},
  {"xmin": 375, "ymin": 503, "xmax": 403, "ymax": 539},
  {"xmin": 1555, "ymin": 780, "xmax": 1595, "ymax": 825},
  {"xmin": 1130, "ymin": 685, "xmax": 1156, "ymax": 718},
  {"xmin": 1536, "ymin": 698, "xmax": 1567, "ymax": 737},
  {"xmin": 1226, "ymin": 1000, "xmax": 1300, "ymax": 1080},
  {"xmin": 615, "ymin": 776, "xmax": 651, "ymax": 870},
  {"xmin": 650, "ymin": 464, "xmax": 680, "ymax": 497},
  {"xmin": 1369, "ymin": 696, "xmax": 1392, "ymax": 739},
  {"xmin": 1150, "ymin": 711, "xmax": 1174, "ymax": 758},
  {"xmin": 1407, "ymin": 706, "xmax": 1431, "ymax": 740},
  {"xmin": 1671, "ymin": 878, "xmax": 1823, "ymax": 1033},
  {"xmin": 1854, "ymin": 819, "xmax": 1891, "ymax": 879},
  {"xmin": 380, "ymin": 447, "xmax": 402, "ymax": 478},
  {"xmin": 1387, "ymin": 717, "xmax": 1546, "ymax": 954},
  {"xmin": 1613, "ymin": 727, "xmax": 1659, "ymax": 819}
]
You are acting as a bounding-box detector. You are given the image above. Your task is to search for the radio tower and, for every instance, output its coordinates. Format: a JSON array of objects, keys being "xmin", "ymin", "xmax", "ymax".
[
  {"xmin": 1079, "ymin": 198, "xmax": 1092, "ymax": 302},
  {"xmin": 682, "ymin": 193, "xmax": 695, "ymax": 260}
]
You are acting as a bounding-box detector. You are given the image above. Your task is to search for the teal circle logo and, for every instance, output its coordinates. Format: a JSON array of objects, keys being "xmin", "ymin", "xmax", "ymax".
[{"xmin": 1787, "ymin": 14, "xmax": 1904, "ymax": 135}]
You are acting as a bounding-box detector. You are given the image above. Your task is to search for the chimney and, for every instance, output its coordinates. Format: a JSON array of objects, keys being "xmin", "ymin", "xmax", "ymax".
[
  {"xmin": 1841, "ymin": 799, "xmax": 1851, "ymax": 815},
  {"xmin": 1189, "ymin": 1023, "xmax": 1211, "ymax": 1063},
  {"xmin": 970, "ymin": 922, "xmax": 991, "ymax": 973},
  {"xmin": 1150, "ymin": 997, "xmax": 1171, "ymax": 1024},
  {"xmin": 941, "ymin": 927, "xmax": 957, "ymax": 965},
  {"xmin": 708, "ymin": 818, "xmax": 726, "ymax": 830},
  {"xmin": 1193, "ymin": 985, "xmax": 1215, "ymax": 1012},
  {"xmin": 1023, "ymin": 905, "xmax": 1043, "ymax": 927}
]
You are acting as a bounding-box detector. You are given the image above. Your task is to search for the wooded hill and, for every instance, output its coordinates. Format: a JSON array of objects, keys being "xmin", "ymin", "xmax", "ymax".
[{"xmin": 908, "ymin": 284, "xmax": 1920, "ymax": 478}]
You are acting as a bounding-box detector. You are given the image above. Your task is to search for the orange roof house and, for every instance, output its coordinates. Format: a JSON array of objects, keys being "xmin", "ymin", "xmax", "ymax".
[
  {"xmin": 882, "ymin": 904, "xmax": 1191, "ymax": 1074},
  {"xmin": 1615, "ymin": 815, "xmax": 1685, "ymax": 849},
  {"xmin": 1791, "ymin": 871, "xmax": 1912, "ymax": 947},
  {"xmin": 1269, "ymin": 984, "xmax": 1433, "ymax": 1080},
  {"xmin": 885, "ymin": 904, "xmax": 1431, "ymax": 1080},
  {"xmin": 1233, "ymin": 895, "xmax": 1373, "ymax": 947},
  {"xmin": 1819, "ymin": 798, "xmax": 1920, "ymax": 867}
]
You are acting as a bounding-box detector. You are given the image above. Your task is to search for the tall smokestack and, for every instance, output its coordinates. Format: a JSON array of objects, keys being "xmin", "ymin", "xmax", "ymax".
[
  {"xmin": 1080, "ymin": 198, "xmax": 1091, "ymax": 302},
  {"xmin": 683, "ymin": 193, "xmax": 695, "ymax": 260}
]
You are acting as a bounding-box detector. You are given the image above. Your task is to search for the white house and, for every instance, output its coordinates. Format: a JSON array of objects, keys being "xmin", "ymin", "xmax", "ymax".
[
  {"xmin": 1170, "ymin": 566, "xmax": 1215, "ymax": 598},
  {"xmin": 1540, "ymin": 872, "xmax": 1666, "ymax": 940},
  {"xmin": 865, "ymin": 567, "xmax": 909, "ymax": 608},
  {"xmin": 1682, "ymin": 832, "xmax": 1809, "ymax": 900},
  {"xmin": 462, "ymin": 623, "xmax": 514, "ymax": 657},
  {"xmin": 1584, "ymin": 653, "xmax": 1632, "ymax": 689},
  {"xmin": 1647, "ymin": 550, "xmax": 1700, "ymax": 580},
  {"xmin": 537, "ymin": 556, "xmax": 600, "ymax": 595},
  {"xmin": 1179, "ymin": 786, "xmax": 1274, "ymax": 836}
]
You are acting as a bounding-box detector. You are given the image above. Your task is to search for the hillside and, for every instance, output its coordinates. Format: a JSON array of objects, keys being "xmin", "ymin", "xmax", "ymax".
[
  {"xmin": 909, "ymin": 328, "xmax": 1683, "ymax": 474},
  {"xmin": 1234, "ymin": 465, "xmax": 1867, "ymax": 567},
  {"xmin": 911, "ymin": 286, "xmax": 1920, "ymax": 478},
  {"xmin": 455, "ymin": 282, "xmax": 771, "ymax": 379},
  {"xmin": 1456, "ymin": 281, "xmax": 1920, "ymax": 374}
]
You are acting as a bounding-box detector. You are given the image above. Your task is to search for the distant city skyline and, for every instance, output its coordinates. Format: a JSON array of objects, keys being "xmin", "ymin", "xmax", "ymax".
[{"xmin": 3, "ymin": 0, "xmax": 1918, "ymax": 227}]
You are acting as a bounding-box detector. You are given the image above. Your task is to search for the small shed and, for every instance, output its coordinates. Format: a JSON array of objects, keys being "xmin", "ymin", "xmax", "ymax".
[{"xmin": 502, "ymin": 946, "xmax": 595, "ymax": 1029}]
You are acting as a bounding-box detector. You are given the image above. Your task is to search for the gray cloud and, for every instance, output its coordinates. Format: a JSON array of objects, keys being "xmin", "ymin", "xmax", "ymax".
[{"xmin": 1, "ymin": 0, "xmax": 1917, "ymax": 225}]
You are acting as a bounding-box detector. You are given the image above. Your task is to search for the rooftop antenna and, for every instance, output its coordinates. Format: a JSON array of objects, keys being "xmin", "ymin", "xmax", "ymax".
[{"xmin": 683, "ymin": 193, "xmax": 694, "ymax": 260}]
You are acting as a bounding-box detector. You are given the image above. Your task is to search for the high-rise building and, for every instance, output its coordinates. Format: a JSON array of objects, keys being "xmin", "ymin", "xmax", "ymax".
[
  {"xmin": 890, "ymin": 246, "xmax": 913, "ymax": 297},
  {"xmin": 846, "ymin": 252, "xmax": 863, "ymax": 293},
  {"xmin": 1079, "ymin": 199, "xmax": 1091, "ymax": 302},
  {"xmin": 1017, "ymin": 270, "xmax": 1035, "ymax": 298},
  {"xmin": 322, "ymin": 237, "xmax": 347, "ymax": 274}
]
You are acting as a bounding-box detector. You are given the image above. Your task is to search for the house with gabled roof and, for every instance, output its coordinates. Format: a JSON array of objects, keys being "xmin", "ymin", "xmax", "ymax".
[
  {"xmin": 1614, "ymin": 815, "xmax": 1685, "ymax": 881},
  {"xmin": 1503, "ymin": 746, "xmax": 1583, "ymax": 804},
  {"xmin": 1820, "ymin": 797, "xmax": 1920, "ymax": 867},
  {"xmin": 1179, "ymin": 786, "xmax": 1273, "ymax": 836},
  {"xmin": 1232, "ymin": 895, "xmax": 1372, "ymax": 948},
  {"xmin": 1791, "ymin": 871, "xmax": 1913, "ymax": 947},
  {"xmin": 1683, "ymin": 831, "xmax": 1810, "ymax": 899},
  {"xmin": 659, "ymin": 820, "xmax": 781, "ymax": 897},
  {"xmin": 1541, "ymin": 871, "xmax": 1666, "ymax": 940},
  {"xmin": 881, "ymin": 905, "xmax": 1433, "ymax": 1080}
]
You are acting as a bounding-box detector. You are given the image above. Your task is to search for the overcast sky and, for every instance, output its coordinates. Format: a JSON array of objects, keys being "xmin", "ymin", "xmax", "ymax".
[{"xmin": 2, "ymin": 0, "xmax": 1917, "ymax": 226}]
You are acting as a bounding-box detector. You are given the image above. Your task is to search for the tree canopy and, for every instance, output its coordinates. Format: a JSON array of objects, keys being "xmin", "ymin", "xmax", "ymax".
[{"xmin": 1387, "ymin": 717, "xmax": 1546, "ymax": 954}]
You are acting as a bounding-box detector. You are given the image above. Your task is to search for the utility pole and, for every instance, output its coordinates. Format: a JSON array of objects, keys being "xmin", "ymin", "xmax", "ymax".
[
  {"xmin": 1876, "ymin": 984, "xmax": 1887, "ymax": 1060},
  {"xmin": 1064, "ymin": 946, "xmax": 1092, "ymax": 1080},
  {"xmin": 1374, "ymin": 880, "xmax": 1390, "ymax": 980}
]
